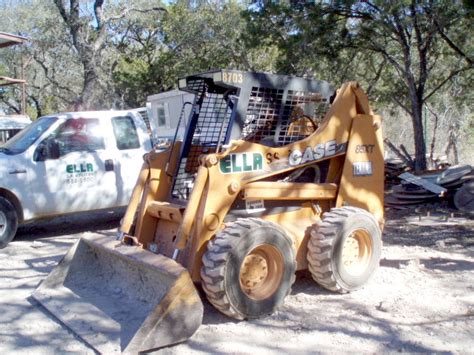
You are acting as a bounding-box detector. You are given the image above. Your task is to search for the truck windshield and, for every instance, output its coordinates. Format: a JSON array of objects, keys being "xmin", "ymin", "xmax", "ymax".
[{"xmin": 0, "ymin": 116, "xmax": 58, "ymax": 155}]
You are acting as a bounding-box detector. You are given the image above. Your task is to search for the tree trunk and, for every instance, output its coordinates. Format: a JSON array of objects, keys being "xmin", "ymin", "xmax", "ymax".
[
  {"xmin": 411, "ymin": 97, "xmax": 427, "ymax": 171},
  {"xmin": 74, "ymin": 58, "xmax": 100, "ymax": 110},
  {"xmin": 54, "ymin": 0, "xmax": 106, "ymax": 111},
  {"xmin": 444, "ymin": 124, "xmax": 459, "ymax": 165}
]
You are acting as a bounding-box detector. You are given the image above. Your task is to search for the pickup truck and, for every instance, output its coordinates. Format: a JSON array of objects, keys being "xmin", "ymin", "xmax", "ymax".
[{"xmin": 0, "ymin": 110, "xmax": 152, "ymax": 248}]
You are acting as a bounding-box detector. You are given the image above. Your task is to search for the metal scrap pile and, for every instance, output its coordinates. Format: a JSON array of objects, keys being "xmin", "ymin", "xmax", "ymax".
[
  {"xmin": 385, "ymin": 164, "xmax": 474, "ymax": 214},
  {"xmin": 385, "ymin": 158, "xmax": 410, "ymax": 186}
]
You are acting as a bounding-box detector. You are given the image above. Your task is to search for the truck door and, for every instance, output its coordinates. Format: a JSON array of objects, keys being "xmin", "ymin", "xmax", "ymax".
[
  {"xmin": 32, "ymin": 117, "xmax": 118, "ymax": 216},
  {"xmin": 110, "ymin": 115, "xmax": 151, "ymax": 206}
]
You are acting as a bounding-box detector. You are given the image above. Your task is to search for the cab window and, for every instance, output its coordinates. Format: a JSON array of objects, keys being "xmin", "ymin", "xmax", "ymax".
[
  {"xmin": 54, "ymin": 118, "xmax": 105, "ymax": 156},
  {"xmin": 112, "ymin": 116, "xmax": 140, "ymax": 150}
]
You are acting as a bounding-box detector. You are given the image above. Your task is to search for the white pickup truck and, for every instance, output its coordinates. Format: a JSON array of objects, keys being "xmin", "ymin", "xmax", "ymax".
[{"xmin": 0, "ymin": 110, "xmax": 152, "ymax": 248}]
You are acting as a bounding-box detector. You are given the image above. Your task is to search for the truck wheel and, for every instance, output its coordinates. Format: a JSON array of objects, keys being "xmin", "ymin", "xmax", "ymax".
[
  {"xmin": 0, "ymin": 197, "xmax": 18, "ymax": 249},
  {"xmin": 307, "ymin": 206, "xmax": 382, "ymax": 293},
  {"xmin": 201, "ymin": 218, "xmax": 296, "ymax": 320}
]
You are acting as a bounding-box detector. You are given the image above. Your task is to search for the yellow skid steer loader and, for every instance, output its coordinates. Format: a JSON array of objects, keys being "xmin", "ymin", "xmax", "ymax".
[{"xmin": 34, "ymin": 70, "xmax": 384, "ymax": 353}]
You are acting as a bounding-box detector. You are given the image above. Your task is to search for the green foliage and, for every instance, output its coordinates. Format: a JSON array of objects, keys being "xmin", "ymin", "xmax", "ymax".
[
  {"xmin": 0, "ymin": 0, "xmax": 471, "ymax": 164},
  {"xmin": 0, "ymin": 63, "xmax": 7, "ymax": 76},
  {"xmin": 0, "ymin": 0, "xmax": 83, "ymax": 115},
  {"xmin": 244, "ymin": 1, "xmax": 473, "ymax": 168},
  {"xmin": 111, "ymin": 0, "xmax": 280, "ymax": 107}
]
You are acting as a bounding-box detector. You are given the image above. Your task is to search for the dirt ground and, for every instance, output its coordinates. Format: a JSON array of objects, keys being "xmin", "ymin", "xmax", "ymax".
[{"xmin": 0, "ymin": 206, "xmax": 473, "ymax": 354}]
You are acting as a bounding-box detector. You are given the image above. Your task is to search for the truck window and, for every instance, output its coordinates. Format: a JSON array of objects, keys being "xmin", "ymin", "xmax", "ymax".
[
  {"xmin": 1, "ymin": 116, "xmax": 57, "ymax": 155},
  {"xmin": 112, "ymin": 116, "xmax": 140, "ymax": 150},
  {"xmin": 54, "ymin": 118, "xmax": 105, "ymax": 156}
]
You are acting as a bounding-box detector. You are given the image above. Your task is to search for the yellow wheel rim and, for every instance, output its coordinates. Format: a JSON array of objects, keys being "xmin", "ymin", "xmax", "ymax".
[
  {"xmin": 239, "ymin": 244, "xmax": 284, "ymax": 301},
  {"xmin": 341, "ymin": 229, "xmax": 372, "ymax": 276}
]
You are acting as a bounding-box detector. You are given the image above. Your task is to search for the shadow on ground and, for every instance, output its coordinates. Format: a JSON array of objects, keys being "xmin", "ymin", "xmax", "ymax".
[
  {"xmin": 15, "ymin": 207, "xmax": 125, "ymax": 242},
  {"xmin": 383, "ymin": 207, "xmax": 474, "ymax": 249}
]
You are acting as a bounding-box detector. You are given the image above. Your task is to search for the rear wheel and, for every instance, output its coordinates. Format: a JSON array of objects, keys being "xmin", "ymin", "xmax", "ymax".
[
  {"xmin": 201, "ymin": 218, "xmax": 296, "ymax": 320},
  {"xmin": 0, "ymin": 197, "xmax": 18, "ymax": 249},
  {"xmin": 307, "ymin": 206, "xmax": 382, "ymax": 292}
]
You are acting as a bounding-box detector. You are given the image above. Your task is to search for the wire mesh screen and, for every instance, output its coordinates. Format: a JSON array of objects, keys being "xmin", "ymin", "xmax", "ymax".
[
  {"xmin": 242, "ymin": 88, "xmax": 329, "ymax": 147},
  {"xmin": 278, "ymin": 90, "xmax": 329, "ymax": 145},
  {"xmin": 242, "ymin": 87, "xmax": 284, "ymax": 143},
  {"xmin": 186, "ymin": 78, "xmax": 206, "ymax": 93},
  {"xmin": 171, "ymin": 91, "xmax": 233, "ymax": 200}
]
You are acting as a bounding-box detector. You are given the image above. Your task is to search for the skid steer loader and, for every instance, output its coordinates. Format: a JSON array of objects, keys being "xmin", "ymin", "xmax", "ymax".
[{"xmin": 33, "ymin": 70, "xmax": 384, "ymax": 353}]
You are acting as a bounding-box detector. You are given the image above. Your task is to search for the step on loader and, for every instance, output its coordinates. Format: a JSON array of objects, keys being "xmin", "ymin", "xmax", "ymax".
[{"xmin": 33, "ymin": 70, "xmax": 384, "ymax": 353}]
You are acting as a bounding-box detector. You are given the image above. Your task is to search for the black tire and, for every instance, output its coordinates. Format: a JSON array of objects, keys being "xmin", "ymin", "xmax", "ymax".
[
  {"xmin": 307, "ymin": 206, "xmax": 382, "ymax": 293},
  {"xmin": 200, "ymin": 218, "xmax": 296, "ymax": 320},
  {"xmin": 0, "ymin": 197, "xmax": 18, "ymax": 249},
  {"xmin": 454, "ymin": 181, "xmax": 474, "ymax": 215}
]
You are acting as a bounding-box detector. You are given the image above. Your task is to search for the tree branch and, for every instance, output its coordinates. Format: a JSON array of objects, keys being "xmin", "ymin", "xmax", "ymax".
[
  {"xmin": 434, "ymin": 19, "xmax": 473, "ymax": 67},
  {"xmin": 392, "ymin": 95, "xmax": 413, "ymax": 115},
  {"xmin": 357, "ymin": 40, "xmax": 406, "ymax": 78},
  {"xmin": 423, "ymin": 66, "xmax": 471, "ymax": 102},
  {"xmin": 93, "ymin": 0, "xmax": 108, "ymax": 52},
  {"xmin": 106, "ymin": 6, "xmax": 167, "ymax": 23},
  {"xmin": 32, "ymin": 52, "xmax": 78, "ymax": 96},
  {"xmin": 30, "ymin": 94, "xmax": 42, "ymax": 118},
  {"xmin": 94, "ymin": 0, "xmax": 105, "ymax": 29},
  {"xmin": 0, "ymin": 95, "xmax": 21, "ymax": 114},
  {"xmin": 53, "ymin": 0, "xmax": 69, "ymax": 23},
  {"xmin": 411, "ymin": 1, "xmax": 428, "ymax": 98},
  {"xmin": 367, "ymin": 57, "xmax": 387, "ymax": 95}
]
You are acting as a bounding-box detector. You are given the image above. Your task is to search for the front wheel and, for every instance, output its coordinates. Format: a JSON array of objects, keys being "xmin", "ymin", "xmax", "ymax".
[
  {"xmin": 0, "ymin": 197, "xmax": 18, "ymax": 249},
  {"xmin": 200, "ymin": 218, "xmax": 296, "ymax": 320},
  {"xmin": 307, "ymin": 206, "xmax": 382, "ymax": 293}
]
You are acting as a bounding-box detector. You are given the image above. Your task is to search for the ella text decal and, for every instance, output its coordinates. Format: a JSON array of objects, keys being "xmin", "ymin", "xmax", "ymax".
[
  {"xmin": 66, "ymin": 163, "xmax": 96, "ymax": 184},
  {"xmin": 289, "ymin": 140, "xmax": 347, "ymax": 166},
  {"xmin": 220, "ymin": 152, "xmax": 263, "ymax": 174},
  {"xmin": 66, "ymin": 163, "xmax": 93, "ymax": 174}
]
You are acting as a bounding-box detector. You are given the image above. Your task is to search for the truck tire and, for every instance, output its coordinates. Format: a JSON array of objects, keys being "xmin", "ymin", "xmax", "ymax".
[
  {"xmin": 0, "ymin": 197, "xmax": 18, "ymax": 249},
  {"xmin": 307, "ymin": 206, "xmax": 382, "ymax": 293},
  {"xmin": 201, "ymin": 218, "xmax": 296, "ymax": 320}
]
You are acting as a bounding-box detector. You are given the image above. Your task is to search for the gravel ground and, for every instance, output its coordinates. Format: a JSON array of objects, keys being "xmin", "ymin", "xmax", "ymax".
[{"xmin": 0, "ymin": 207, "xmax": 473, "ymax": 354}]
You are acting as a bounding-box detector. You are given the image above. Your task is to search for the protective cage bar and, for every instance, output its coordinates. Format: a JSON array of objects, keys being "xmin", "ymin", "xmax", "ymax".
[
  {"xmin": 173, "ymin": 70, "xmax": 334, "ymax": 200},
  {"xmin": 171, "ymin": 79, "xmax": 235, "ymax": 200}
]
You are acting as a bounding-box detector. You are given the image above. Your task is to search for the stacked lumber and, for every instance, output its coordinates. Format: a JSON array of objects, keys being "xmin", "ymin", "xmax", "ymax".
[{"xmin": 385, "ymin": 164, "xmax": 473, "ymax": 211}]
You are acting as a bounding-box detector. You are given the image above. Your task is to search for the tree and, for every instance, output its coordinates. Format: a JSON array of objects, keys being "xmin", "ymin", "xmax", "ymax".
[
  {"xmin": 344, "ymin": 1, "xmax": 472, "ymax": 170},
  {"xmin": 246, "ymin": 1, "xmax": 473, "ymax": 170},
  {"xmin": 0, "ymin": 0, "xmax": 84, "ymax": 117},
  {"xmin": 0, "ymin": 1, "xmax": 280, "ymax": 114},
  {"xmin": 53, "ymin": 0, "xmax": 166, "ymax": 110},
  {"xmin": 111, "ymin": 0, "xmax": 279, "ymax": 107},
  {"xmin": 53, "ymin": 0, "xmax": 116, "ymax": 110}
]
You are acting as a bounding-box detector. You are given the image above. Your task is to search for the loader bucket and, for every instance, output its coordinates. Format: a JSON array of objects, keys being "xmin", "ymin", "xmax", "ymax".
[{"xmin": 32, "ymin": 232, "xmax": 203, "ymax": 354}]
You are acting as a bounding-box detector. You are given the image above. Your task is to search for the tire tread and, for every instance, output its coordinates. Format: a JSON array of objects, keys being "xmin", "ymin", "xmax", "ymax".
[
  {"xmin": 201, "ymin": 218, "xmax": 295, "ymax": 320},
  {"xmin": 306, "ymin": 206, "xmax": 381, "ymax": 293}
]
